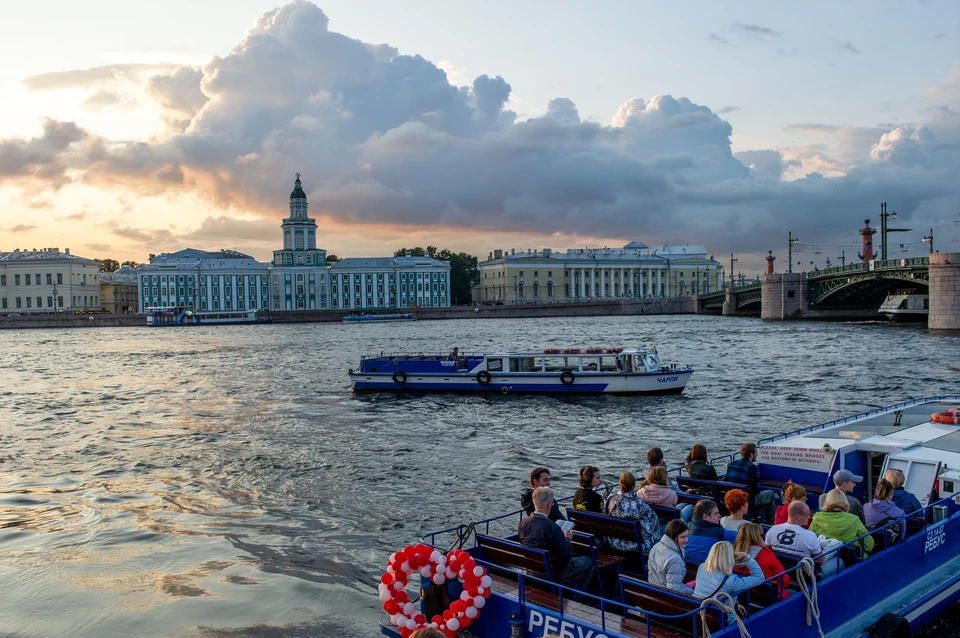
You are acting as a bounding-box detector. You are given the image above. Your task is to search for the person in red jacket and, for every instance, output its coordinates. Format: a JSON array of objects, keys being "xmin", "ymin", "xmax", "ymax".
[
  {"xmin": 774, "ymin": 482, "xmax": 809, "ymax": 528},
  {"xmin": 733, "ymin": 522, "xmax": 790, "ymax": 599}
]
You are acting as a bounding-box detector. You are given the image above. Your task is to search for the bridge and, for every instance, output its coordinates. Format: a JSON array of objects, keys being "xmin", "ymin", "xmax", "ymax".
[{"xmin": 699, "ymin": 257, "xmax": 930, "ymax": 317}]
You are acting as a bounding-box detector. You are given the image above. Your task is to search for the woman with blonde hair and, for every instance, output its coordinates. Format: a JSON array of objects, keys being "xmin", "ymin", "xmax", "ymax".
[
  {"xmin": 810, "ymin": 488, "xmax": 874, "ymax": 574},
  {"xmin": 774, "ymin": 481, "xmax": 808, "ymax": 527},
  {"xmin": 693, "ymin": 541, "xmax": 764, "ymax": 600},
  {"xmin": 733, "ymin": 523, "xmax": 789, "ymax": 598}
]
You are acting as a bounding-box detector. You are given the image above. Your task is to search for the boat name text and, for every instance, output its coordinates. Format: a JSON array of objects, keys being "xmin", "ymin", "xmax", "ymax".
[
  {"xmin": 528, "ymin": 609, "xmax": 609, "ymax": 638},
  {"xmin": 440, "ymin": 361, "xmax": 455, "ymax": 367},
  {"xmin": 657, "ymin": 376, "xmax": 679, "ymax": 383},
  {"xmin": 924, "ymin": 522, "xmax": 947, "ymax": 554}
]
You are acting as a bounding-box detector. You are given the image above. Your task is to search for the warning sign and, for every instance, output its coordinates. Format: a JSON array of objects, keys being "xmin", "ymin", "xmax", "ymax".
[{"xmin": 759, "ymin": 445, "xmax": 835, "ymax": 474}]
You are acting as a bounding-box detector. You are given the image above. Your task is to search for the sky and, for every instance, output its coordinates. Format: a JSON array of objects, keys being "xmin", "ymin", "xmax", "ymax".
[{"xmin": 1, "ymin": 1, "xmax": 958, "ymax": 274}]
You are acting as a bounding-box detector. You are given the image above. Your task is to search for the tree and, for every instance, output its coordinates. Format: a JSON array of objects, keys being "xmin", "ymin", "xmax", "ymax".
[
  {"xmin": 121, "ymin": 260, "xmax": 140, "ymax": 268},
  {"xmin": 394, "ymin": 247, "xmax": 480, "ymax": 305},
  {"xmin": 326, "ymin": 254, "xmax": 341, "ymax": 263},
  {"xmin": 96, "ymin": 258, "xmax": 120, "ymax": 272}
]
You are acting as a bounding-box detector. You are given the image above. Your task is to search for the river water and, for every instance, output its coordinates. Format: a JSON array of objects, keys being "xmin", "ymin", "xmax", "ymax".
[{"xmin": 0, "ymin": 316, "xmax": 958, "ymax": 637}]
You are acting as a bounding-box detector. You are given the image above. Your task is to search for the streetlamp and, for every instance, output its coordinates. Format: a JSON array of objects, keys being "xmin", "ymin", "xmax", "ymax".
[
  {"xmin": 729, "ymin": 254, "xmax": 738, "ymax": 290},
  {"xmin": 879, "ymin": 202, "xmax": 911, "ymax": 261},
  {"xmin": 788, "ymin": 232, "xmax": 799, "ymax": 273},
  {"xmin": 922, "ymin": 229, "xmax": 934, "ymax": 255}
]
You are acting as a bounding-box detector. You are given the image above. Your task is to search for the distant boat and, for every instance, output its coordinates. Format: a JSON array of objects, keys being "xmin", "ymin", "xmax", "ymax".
[
  {"xmin": 343, "ymin": 313, "xmax": 416, "ymax": 323},
  {"xmin": 145, "ymin": 306, "xmax": 267, "ymax": 326},
  {"xmin": 879, "ymin": 289, "xmax": 928, "ymax": 323}
]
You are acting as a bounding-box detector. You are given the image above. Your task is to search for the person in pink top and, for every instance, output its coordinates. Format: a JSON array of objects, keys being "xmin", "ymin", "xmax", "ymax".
[{"xmin": 639, "ymin": 467, "xmax": 693, "ymax": 526}]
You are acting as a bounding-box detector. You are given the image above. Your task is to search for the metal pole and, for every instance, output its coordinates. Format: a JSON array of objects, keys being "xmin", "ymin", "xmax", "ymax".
[
  {"xmin": 729, "ymin": 253, "xmax": 738, "ymax": 289},
  {"xmin": 788, "ymin": 232, "xmax": 793, "ymax": 273},
  {"xmin": 880, "ymin": 202, "xmax": 887, "ymax": 261}
]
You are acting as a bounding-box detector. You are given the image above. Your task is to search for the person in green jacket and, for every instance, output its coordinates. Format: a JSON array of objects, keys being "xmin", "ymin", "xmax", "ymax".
[{"xmin": 810, "ymin": 488, "xmax": 874, "ymax": 571}]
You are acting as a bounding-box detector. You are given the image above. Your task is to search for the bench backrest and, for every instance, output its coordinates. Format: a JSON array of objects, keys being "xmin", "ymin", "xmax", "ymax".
[
  {"xmin": 566, "ymin": 509, "xmax": 643, "ymax": 545},
  {"xmin": 475, "ymin": 534, "xmax": 551, "ymax": 578},
  {"xmin": 620, "ymin": 575, "xmax": 721, "ymax": 636},
  {"xmin": 651, "ymin": 504, "xmax": 679, "ymax": 525}
]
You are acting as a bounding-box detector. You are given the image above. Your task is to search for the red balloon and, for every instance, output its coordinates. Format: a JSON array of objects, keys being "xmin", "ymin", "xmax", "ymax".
[
  {"xmin": 444, "ymin": 629, "xmax": 456, "ymax": 638},
  {"xmin": 395, "ymin": 591, "xmax": 408, "ymax": 603},
  {"xmin": 399, "ymin": 628, "xmax": 412, "ymax": 638},
  {"xmin": 460, "ymin": 617, "xmax": 472, "ymax": 628},
  {"xmin": 432, "ymin": 615, "xmax": 444, "ymax": 625},
  {"xmin": 450, "ymin": 600, "xmax": 464, "ymax": 613},
  {"xmin": 414, "ymin": 613, "xmax": 426, "ymax": 624},
  {"xmin": 443, "ymin": 609, "xmax": 454, "ymax": 620},
  {"xmin": 385, "ymin": 601, "xmax": 399, "ymax": 615},
  {"xmin": 417, "ymin": 555, "xmax": 429, "ymax": 567},
  {"xmin": 380, "ymin": 573, "xmax": 394, "ymax": 585}
]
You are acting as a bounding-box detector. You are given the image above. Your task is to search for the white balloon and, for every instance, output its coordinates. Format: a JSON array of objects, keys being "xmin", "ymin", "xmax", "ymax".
[
  {"xmin": 406, "ymin": 618, "xmax": 417, "ymax": 630},
  {"xmin": 386, "ymin": 566, "xmax": 395, "ymax": 575},
  {"xmin": 403, "ymin": 602, "xmax": 415, "ymax": 616},
  {"xmin": 447, "ymin": 618, "xmax": 460, "ymax": 631},
  {"xmin": 393, "ymin": 581, "xmax": 404, "ymax": 590},
  {"xmin": 390, "ymin": 553, "xmax": 399, "ymax": 563},
  {"xmin": 445, "ymin": 568, "xmax": 455, "ymax": 579},
  {"xmin": 436, "ymin": 555, "xmax": 446, "ymax": 565},
  {"xmin": 466, "ymin": 606, "xmax": 478, "ymax": 618},
  {"xmin": 473, "ymin": 566, "xmax": 484, "ymax": 578},
  {"xmin": 378, "ymin": 583, "xmax": 387, "ymax": 592},
  {"xmin": 476, "ymin": 586, "xmax": 485, "ymax": 595},
  {"xmin": 390, "ymin": 614, "xmax": 402, "ymax": 626},
  {"xmin": 474, "ymin": 596, "xmax": 485, "ymax": 609},
  {"xmin": 420, "ymin": 566, "xmax": 432, "ymax": 577},
  {"xmin": 399, "ymin": 561, "xmax": 410, "ymax": 573},
  {"xmin": 430, "ymin": 551, "xmax": 441, "ymax": 563},
  {"xmin": 432, "ymin": 572, "xmax": 445, "ymax": 585},
  {"xmin": 378, "ymin": 590, "xmax": 391, "ymax": 602},
  {"xmin": 480, "ymin": 575, "xmax": 492, "ymax": 588},
  {"xmin": 460, "ymin": 591, "xmax": 471, "ymax": 601}
]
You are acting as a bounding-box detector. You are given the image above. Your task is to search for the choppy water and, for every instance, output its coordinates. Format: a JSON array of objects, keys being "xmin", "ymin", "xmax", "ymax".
[{"xmin": 1, "ymin": 316, "xmax": 958, "ymax": 637}]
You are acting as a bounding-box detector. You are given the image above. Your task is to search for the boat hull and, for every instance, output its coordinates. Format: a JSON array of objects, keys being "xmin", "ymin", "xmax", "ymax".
[{"xmin": 349, "ymin": 370, "xmax": 692, "ymax": 395}]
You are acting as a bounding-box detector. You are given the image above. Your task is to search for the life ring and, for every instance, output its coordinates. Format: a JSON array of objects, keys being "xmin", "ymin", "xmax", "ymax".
[
  {"xmin": 392, "ymin": 371, "xmax": 408, "ymax": 385},
  {"xmin": 560, "ymin": 371, "xmax": 575, "ymax": 385},
  {"xmin": 932, "ymin": 409, "xmax": 960, "ymax": 425},
  {"xmin": 543, "ymin": 348, "xmax": 561, "ymax": 354},
  {"xmin": 380, "ymin": 545, "xmax": 490, "ymax": 637},
  {"xmin": 584, "ymin": 347, "xmax": 603, "ymax": 354},
  {"xmin": 562, "ymin": 348, "xmax": 581, "ymax": 354},
  {"xmin": 476, "ymin": 370, "xmax": 492, "ymax": 385},
  {"xmin": 474, "ymin": 307, "xmax": 479, "ymax": 313},
  {"xmin": 605, "ymin": 347, "xmax": 623, "ymax": 353}
]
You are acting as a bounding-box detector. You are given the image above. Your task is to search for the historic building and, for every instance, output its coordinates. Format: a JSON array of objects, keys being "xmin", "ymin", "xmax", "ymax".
[
  {"xmin": 136, "ymin": 175, "xmax": 451, "ymax": 312},
  {"xmin": 0, "ymin": 247, "xmax": 101, "ymax": 314},
  {"xmin": 477, "ymin": 242, "xmax": 722, "ymax": 304},
  {"xmin": 99, "ymin": 265, "xmax": 139, "ymax": 313},
  {"xmin": 137, "ymin": 248, "xmax": 270, "ymax": 313}
]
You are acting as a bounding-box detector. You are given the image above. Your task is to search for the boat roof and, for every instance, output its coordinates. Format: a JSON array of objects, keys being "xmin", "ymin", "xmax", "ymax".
[
  {"xmin": 759, "ymin": 396, "xmax": 960, "ymax": 476},
  {"xmin": 484, "ymin": 348, "xmax": 659, "ymax": 356}
]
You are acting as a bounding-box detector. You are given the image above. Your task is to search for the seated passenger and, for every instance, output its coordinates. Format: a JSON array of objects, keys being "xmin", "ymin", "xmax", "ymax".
[
  {"xmin": 518, "ymin": 486, "xmax": 593, "ymax": 589},
  {"xmin": 774, "ymin": 482, "xmax": 809, "ymax": 527},
  {"xmin": 640, "ymin": 467, "xmax": 694, "ymax": 528},
  {"xmin": 722, "ymin": 443, "xmax": 776, "ymax": 524},
  {"xmin": 693, "ymin": 541, "xmax": 764, "ymax": 600},
  {"xmin": 734, "ymin": 522, "xmax": 789, "ymax": 599},
  {"xmin": 647, "ymin": 520, "xmax": 694, "ymax": 596},
  {"xmin": 684, "ymin": 444, "xmax": 719, "ymax": 481},
  {"xmin": 764, "ymin": 502, "xmax": 824, "ymax": 567},
  {"xmin": 642, "ymin": 447, "xmax": 680, "ymax": 492},
  {"xmin": 685, "ymin": 500, "xmax": 737, "ymax": 562},
  {"xmin": 720, "ymin": 489, "xmax": 750, "ymax": 533},
  {"xmin": 446, "ymin": 347, "xmax": 459, "ymax": 360},
  {"xmin": 818, "ymin": 470, "xmax": 864, "ymax": 523},
  {"xmin": 603, "ymin": 471, "xmax": 660, "ymax": 558},
  {"xmin": 521, "ymin": 467, "xmax": 565, "ymax": 521},
  {"xmin": 885, "ymin": 469, "xmax": 922, "ymax": 516},
  {"xmin": 572, "ymin": 465, "xmax": 604, "ymax": 513},
  {"xmin": 864, "ymin": 479, "xmax": 906, "ymax": 542},
  {"xmin": 810, "ymin": 488, "xmax": 873, "ymax": 571}
]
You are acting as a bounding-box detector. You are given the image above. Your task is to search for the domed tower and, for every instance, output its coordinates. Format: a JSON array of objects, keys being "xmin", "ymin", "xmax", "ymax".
[{"xmin": 272, "ymin": 173, "xmax": 328, "ymax": 312}]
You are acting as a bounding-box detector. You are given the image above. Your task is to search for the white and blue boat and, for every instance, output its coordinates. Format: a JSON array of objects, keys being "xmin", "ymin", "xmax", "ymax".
[
  {"xmin": 343, "ymin": 313, "xmax": 417, "ymax": 323},
  {"xmin": 145, "ymin": 306, "xmax": 267, "ymax": 326},
  {"xmin": 378, "ymin": 396, "xmax": 960, "ymax": 637},
  {"xmin": 349, "ymin": 347, "xmax": 692, "ymax": 395}
]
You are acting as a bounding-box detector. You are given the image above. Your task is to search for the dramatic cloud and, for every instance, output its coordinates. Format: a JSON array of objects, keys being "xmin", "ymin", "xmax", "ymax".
[
  {"xmin": 9, "ymin": 224, "xmax": 36, "ymax": 233},
  {"xmin": 1, "ymin": 2, "xmax": 958, "ymax": 256}
]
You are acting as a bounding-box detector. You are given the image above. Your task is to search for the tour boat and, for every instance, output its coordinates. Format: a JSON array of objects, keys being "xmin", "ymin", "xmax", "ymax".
[
  {"xmin": 343, "ymin": 313, "xmax": 417, "ymax": 323},
  {"xmin": 377, "ymin": 396, "xmax": 960, "ymax": 638},
  {"xmin": 349, "ymin": 347, "xmax": 692, "ymax": 395},
  {"xmin": 145, "ymin": 306, "xmax": 267, "ymax": 326},
  {"xmin": 879, "ymin": 289, "xmax": 929, "ymax": 322}
]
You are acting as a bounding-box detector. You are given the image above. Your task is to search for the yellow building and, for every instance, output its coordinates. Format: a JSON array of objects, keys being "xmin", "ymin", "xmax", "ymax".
[
  {"xmin": 0, "ymin": 247, "xmax": 101, "ymax": 314},
  {"xmin": 477, "ymin": 242, "xmax": 721, "ymax": 304},
  {"xmin": 99, "ymin": 265, "xmax": 139, "ymax": 314}
]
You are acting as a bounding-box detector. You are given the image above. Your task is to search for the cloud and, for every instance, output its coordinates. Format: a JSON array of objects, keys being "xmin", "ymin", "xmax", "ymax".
[
  {"xmin": 708, "ymin": 33, "xmax": 731, "ymax": 46},
  {"xmin": 85, "ymin": 243, "xmax": 113, "ymax": 252},
  {"xmin": 9, "ymin": 224, "xmax": 36, "ymax": 233},
  {"xmin": 717, "ymin": 106, "xmax": 740, "ymax": 115},
  {"xmin": 731, "ymin": 23, "xmax": 779, "ymax": 38},
  {"xmin": 0, "ymin": 1, "xmax": 957, "ymax": 258},
  {"xmin": 22, "ymin": 63, "xmax": 176, "ymax": 91},
  {"xmin": 835, "ymin": 40, "xmax": 861, "ymax": 54}
]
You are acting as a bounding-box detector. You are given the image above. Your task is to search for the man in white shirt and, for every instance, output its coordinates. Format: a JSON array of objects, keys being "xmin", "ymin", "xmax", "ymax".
[{"xmin": 764, "ymin": 502, "xmax": 824, "ymax": 565}]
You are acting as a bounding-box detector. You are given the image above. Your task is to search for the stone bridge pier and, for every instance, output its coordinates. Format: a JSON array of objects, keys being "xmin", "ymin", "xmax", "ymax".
[
  {"xmin": 930, "ymin": 253, "xmax": 960, "ymax": 330},
  {"xmin": 761, "ymin": 273, "xmax": 806, "ymax": 320}
]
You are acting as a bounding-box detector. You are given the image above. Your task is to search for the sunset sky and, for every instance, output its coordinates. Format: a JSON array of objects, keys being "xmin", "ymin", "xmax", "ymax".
[{"xmin": 1, "ymin": 1, "xmax": 958, "ymax": 273}]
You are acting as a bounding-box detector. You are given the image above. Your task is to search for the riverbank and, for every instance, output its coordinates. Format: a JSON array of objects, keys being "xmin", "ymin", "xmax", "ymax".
[{"xmin": 0, "ymin": 297, "xmax": 698, "ymax": 329}]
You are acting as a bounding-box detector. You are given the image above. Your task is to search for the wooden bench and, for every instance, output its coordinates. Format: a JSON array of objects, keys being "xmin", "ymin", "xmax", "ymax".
[
  {"xmin": 476, "ymin": 534, "xmax": 552, "ymax": 581},
  {"xmin": 620, "ymin": 575, "xmax": 723, "ymax": 637},
  {"xmin": 676, "ymin": 477, "xmax": 748, "ymax": 516},
  {"xmin": 569, "ymin": 531, "xmax": 625, "ymax": 599},
  {"xmin": 566, "ymin": 509, "xmax": 647, "ymax": 576}
]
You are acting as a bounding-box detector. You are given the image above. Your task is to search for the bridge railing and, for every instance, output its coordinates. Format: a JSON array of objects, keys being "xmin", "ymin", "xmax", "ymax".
[{"xmin": 812, "ymin": 257, "xmax": 928, "ymax": 278}]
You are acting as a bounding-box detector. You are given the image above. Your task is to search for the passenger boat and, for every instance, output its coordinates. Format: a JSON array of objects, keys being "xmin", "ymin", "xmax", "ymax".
[
  {"xmin": 145, "ymin": 306, "xmax": 267, "ymax": 326},
  {"xmin": 349, "ymin": 347, "xmax": 692, "ymax": 395},
  {"xmin": 343, "ymin": 313, "xmax": 417, "ymax": 323},
  {"xmin": 879, "ymin": 289, "xmax": 929, "ymax": 322},
  {"xmin": 378, "ymin": 396, "xmax": 960, "ymax": 637}
]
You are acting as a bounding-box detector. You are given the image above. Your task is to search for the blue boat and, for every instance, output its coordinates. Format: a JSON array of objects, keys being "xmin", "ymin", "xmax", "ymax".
[
  {"xmin": 344, "ymin": 313, "xmax": 417, "ymax": 323},
  {"xmin": 145, "ymin": 306, "xmax": 267, "ymax": 326},
  {"xmin": 349, "ymin": 347, "xmax": 692, "ymax": 395},
  {"xmin": 378, "ymin": 396, "xmax": 960, "ymax": 637}
]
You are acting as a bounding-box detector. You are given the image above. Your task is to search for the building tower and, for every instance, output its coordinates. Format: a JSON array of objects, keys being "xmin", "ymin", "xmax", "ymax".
[
  {"xmin": 272, "ymin": 174, "xmax": 328, "ymax": 310},
  {"xmin": 858, "ymin": 219, "xmax": 876, "ymax": 264},
  {"xmin": 766, "ymin": 250, "xmax": 776, "ymax": 275}
]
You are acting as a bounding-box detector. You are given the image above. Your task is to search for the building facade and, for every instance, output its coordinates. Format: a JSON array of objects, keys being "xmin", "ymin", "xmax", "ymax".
[
  {"xmin": 0, "ymin": 247, "xmax": 102, "ymax": 314},
  {"xmin": 136, "ymin": 175, "xmax": 451, "ymax": 312},
  {"xmin": 99, "ymin": 265, "xmax": 139, "ymax": 313},
  {"xmin": 478, "ymin": 242, "xmax": 722, "ymax": 304}
]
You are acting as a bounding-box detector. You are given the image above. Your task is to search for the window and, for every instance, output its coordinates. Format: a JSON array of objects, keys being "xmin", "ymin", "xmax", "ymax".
[
  {"xmin": 26, "ymin": 297, "xmax": 32, "ymax": 308},
  {"xmin": 355, "ymin": 284, "xmax": 361, "ymax": 293},
  {"xmin": 297, "ymin": 285, "xmax": 304, "ymax": 295},
  {"xmin": 366, "ymin": 284, "xmax": 372, "ymax": 293},
  {"xmin": 0, "ymin": 275, "xmax": 4, "ymax": 286},
  {"xmin": 16, "ymin": 297, "xmax": 21, "ymax": 308},
  {"xmin": 297, "ymin": 273, "xmax": 304, "ymax": 282},
  {"xmin": 46, "ymin": 274, "xmax": 52, "ymax": 285},
  {"xmin": 152, "ymin": 287, "xmax": 158, "ymax": 296},
  {"xmin": 47, "ymin": 296, "xmax": 53, "ymax": 307},
  {"xmin": 401, "ymin": 284, "xmax": 406, "ymax": 293},
  {"xmin": 378, "ymin": 284, "xmax": 383, "ymax": 293},
  {"xmin": 25, "ymin": 274, "xmax": 31, "ymax": 285},
  {"xmin": 534, "ymin": 271, "xmax": 538, "ymax": 277},
  {"xmin": 35, "ymin": 273, "xmax": 41, "ymax": 284},
  {"xmin": 1, "ymin": 299, "xmax": 5, "ymax": 309},
  {"xmin": 548, "ymin": 271, "xmax": 552, "ymax": 277},
  {"xmin": 14, "ymin": 275, "xmax": 22, "ymax": 285},
  {"xmin": 519, "ymin": 271, "xmax": 523, "ymax": 277},
  {"xmin": 57, "ymin": 296, "xmax": 63, "ymax": 307},
  {"xmin": 178, "ymin": 276, "xmax": 184, "ymax": 283},
  {"xmin": 378, "ymin": 273, "xmax": 383, "ymax": 281},
  {"xmin": 57, "ymin": 273, "xmax": 62, "ymax": 284}
]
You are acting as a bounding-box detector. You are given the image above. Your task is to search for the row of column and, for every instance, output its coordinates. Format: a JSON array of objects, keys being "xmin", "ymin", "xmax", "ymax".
[{"xmin": 571, "ymin": 267, "xmax": 667, "ymax": 298}]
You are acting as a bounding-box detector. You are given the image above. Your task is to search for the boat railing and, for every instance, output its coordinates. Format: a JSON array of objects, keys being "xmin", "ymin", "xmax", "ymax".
[{"xmin": 757, "ymin": 395, "xmax": 960, "ymax": 445}]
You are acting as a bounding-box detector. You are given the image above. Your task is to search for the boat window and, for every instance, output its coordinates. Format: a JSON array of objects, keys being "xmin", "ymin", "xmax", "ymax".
[
  {"xmin": 487, "ymin": 358, "xmax": 503, "ymax": 372},
  {"xmin": 509, "ymin": 357, "xmax": 538, "ymax": 372},
  {"xmin": 582, "ymin": 357, "xmax": 600, "ymax": 371}
]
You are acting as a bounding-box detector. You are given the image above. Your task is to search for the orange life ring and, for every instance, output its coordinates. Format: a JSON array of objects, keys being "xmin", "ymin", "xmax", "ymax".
[
  {"xmin": 604, "ymin": 347, "xmax": 623, "ymax": 353},
  {"xmin": 562, "ymin": 348, "xmax": 581, "ymax": 354},
  {"xmin": 584, "ymin": 347, "xmax": 603, "ymax": 354},
  {"xmin": 543, "ymin": 348, "xmax": 561, "ymax": 354},
  {"xmin": 931, "ymin": 409, "xmax": 960, "ymax": 425}
]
